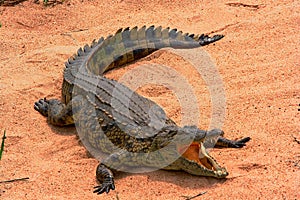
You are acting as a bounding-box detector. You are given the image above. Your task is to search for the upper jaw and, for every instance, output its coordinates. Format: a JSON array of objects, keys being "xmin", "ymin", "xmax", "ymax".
[{"xmin": 180, "ymin": 142, "xmax": 229, "ymax": 178}]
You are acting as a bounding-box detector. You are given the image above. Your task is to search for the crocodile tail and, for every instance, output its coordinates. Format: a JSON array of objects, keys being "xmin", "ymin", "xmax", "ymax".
[
  {"xmin": 62, "ymin": 26, "xmax": 223, "ymax": 103},
  {"xmin": 86, "ymin": 25, "xmax": 224, "ymax": 75}
]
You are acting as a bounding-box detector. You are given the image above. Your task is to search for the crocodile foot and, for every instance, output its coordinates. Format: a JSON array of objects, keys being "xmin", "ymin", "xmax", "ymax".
[
  {"xmin": 93, "ymin": 179, "xmax": 115, "ymax": 195},
  {"xmin": 217, "ymin": 136, "xmax": 251, "ymax": 148},
  {"xmin": 94, "ymin": 163, "xmax": 115, "ymax": 194},
  {"xmin": 34, "ymin": 98, "xmax": 49, "ymax": 117}
]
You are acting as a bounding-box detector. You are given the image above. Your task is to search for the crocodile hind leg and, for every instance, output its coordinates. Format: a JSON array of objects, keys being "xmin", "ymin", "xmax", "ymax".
[{"xmin": 34, "ymin": 98, "xmax": 75, "ymax": 126}]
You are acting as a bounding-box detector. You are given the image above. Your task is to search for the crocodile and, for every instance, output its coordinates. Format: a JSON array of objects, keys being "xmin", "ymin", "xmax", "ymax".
[{"xmin": 34, "ymin": 25, "xmax": 250, "ymax": 194}]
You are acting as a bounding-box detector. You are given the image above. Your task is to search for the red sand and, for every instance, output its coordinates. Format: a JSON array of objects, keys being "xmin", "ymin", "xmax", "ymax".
[{"xmin": 0, "ymin": 1, "xmax": 299, "ymax": 199}]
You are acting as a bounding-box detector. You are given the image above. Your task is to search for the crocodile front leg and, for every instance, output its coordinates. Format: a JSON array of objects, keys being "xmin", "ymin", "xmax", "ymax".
[
  {"xmin": 216, "ymin": 136, "xmax": 251, "ymax": 148},
  {"xmin": 94, "ymin": 163, "xmax": 115, "ymax": 194},
  {"xmin": 93, "ymin": 149, "xmax": 132, "ymax": 195},
  {"xmin": 204, "ymin": 129, "xmax": 251, "ymax": 148}
]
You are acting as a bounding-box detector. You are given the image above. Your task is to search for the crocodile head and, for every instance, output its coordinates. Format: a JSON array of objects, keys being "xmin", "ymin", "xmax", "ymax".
[
  {"xmin": 179, "ymin": 142, "xmax": 229, "ymax": 178},
  {"xmin": 158, "ymin": 125, "xmax": 228, "ymax": 178}
]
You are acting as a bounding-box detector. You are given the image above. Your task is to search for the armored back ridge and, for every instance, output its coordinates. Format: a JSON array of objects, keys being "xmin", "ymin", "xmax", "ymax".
[{"xmin": 34, "ymin": 25, "xmax": 250, "ymax": 195}]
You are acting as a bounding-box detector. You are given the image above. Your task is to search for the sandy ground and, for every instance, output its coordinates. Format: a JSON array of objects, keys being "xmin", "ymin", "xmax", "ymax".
[{"xmin": 0, "ymin": 0, "xmax": 299, "ymax": 199}]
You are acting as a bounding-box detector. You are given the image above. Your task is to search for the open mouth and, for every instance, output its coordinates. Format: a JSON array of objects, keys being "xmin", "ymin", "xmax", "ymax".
[{"xmin": 179, "ymin": 142, "xmax": 229, "ymax": 178}]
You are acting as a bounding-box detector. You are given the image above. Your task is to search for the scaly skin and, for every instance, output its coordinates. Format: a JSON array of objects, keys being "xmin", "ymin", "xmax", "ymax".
[{"xmin": 34, "ymin": 26, "xmax": 250, "ymax": 194}]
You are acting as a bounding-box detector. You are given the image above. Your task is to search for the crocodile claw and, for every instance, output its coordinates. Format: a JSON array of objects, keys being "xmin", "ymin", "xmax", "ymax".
[
  {"xmin": 234, "ymin": 137, "xmax": 251, "ymax": 147},
  {"xmin": 34, "ymin": 98, "xmax": 49, "ymax": 117},
  {"xmin": 214, "ymin": 136, "xmax": 251, "ymax": 148},
  {"xmin": 93, "ymin": 181, "xmax": 115, "ymax": 195},
  {"xmin": 226, "ymin": 137, "xmax": 251, "ymax": 148}
]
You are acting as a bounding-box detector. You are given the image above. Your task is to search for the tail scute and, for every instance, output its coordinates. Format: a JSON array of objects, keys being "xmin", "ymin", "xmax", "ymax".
[{"xmin": 64, "ymin": 26, "xmax": 224, "ymax": 79}]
